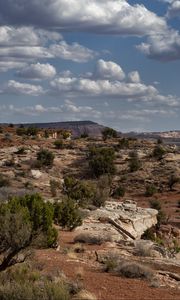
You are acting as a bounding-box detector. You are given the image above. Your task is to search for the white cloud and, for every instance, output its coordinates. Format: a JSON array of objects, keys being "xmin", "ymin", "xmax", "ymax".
[
  {"xmin": 16, "ymin": 62, "xmax": 56, "ymax": 79},
  {"xmin": 137, "ymin": 29, "xmax": 180, "ymax": 61},
  {"xmin": 50, "ymin": 60, "xmax": 157, "ymax": 99},
  {"xmin": 93, "ymin": 59, "xmax": 125, "ymax": 80},
  {"xmin": 0, "ymin": 1, "xmax": 167, "ymax": 36},
  {"xmin": 166, "ymin": 1, "xmax": 180, "ymax": 18},
  {"xmin": 0, "ymin": 61, "xmax": 26, "ymax": 72},
  {"xmin": 2, "ymin": 102, "xmax": 101, "ymax": 119},
  {"xmin": 128, "ymin": 71, "xmax": 141, "ymax": 83},
  {"xmin": 50, "ymin": 41, "xmax": 97, "ymax": 62},
  {"xmin": 50, "ymin": 76, "xmax": 157, "ymax": 98},
  {"xmin": 0, "ymin": 46, "xmax": 53, "ymax": 60},
  {"xmin": 49, "ymin": 59, "xmax": 180, "ymax": 107},
  {"xmin": 0, "ymin": 26, "xmax": 96, "ymax": 73},
  {"xmin": 3, "ymin": 80, "xmax": 44, "ymax": 96},
  {"xmin": 0, "ymin": 26, "xmax": 62, "ymax": 47}
]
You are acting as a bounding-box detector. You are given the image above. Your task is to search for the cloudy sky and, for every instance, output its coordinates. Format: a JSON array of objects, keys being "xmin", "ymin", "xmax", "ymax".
[{"xmin": 0, "ymin": 0, "xmax": 180, "ymax": 132}]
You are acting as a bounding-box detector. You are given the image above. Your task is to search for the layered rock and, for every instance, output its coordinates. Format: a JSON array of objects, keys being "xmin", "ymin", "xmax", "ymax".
[{"xmin": 76, "ymin": 200, "xmax": 158, "ymax": 242}]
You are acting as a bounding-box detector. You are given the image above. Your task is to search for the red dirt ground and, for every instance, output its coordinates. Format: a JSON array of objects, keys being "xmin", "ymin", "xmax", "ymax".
[{"xmin": 35, "ymin": 231, "xmax": 180, "ymax": 300}]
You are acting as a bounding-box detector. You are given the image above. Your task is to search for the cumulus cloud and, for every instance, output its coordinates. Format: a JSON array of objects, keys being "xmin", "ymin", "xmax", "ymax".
[
  {"xmin": 0, "ymin": 0, "xmax": 167, "ymax": 36},
  {"xmin": 0, "ymin": 61, "xmax": 26, "ymax": 72},
  {"xmin": 49, "ymin": 59, "xmax": 180, "ymax": 107},
  {"xmin": 50, "ymin": 76, "xmax": 157, "ymax": 98},
  {"xmin": 93, "ymin": 59, "xmax": 125, "ymax": 80},
  {"xmin": 0, "ymin": 25, "xmax": 96, "ymax": 73},
  {"xmin": 137, "ymin": 29, "xmax": 180, "ymax": 61},
  {"xmin": 166, "ymin": 1, "xmax": 180, "ymax": 18},
  {"xmin": 49, "ymin": 41, "xmax": 97, "ymax": 62},
  {"xmin": 16, "ymin": 62, "xmax": 56, "ymax": 79},
  {"xmin": 2, "ymin": 80, "xmax": 44, "ymax": 96},
  {"xmin": 49, "ymin": 60, "xmax": 157, "ymax": 99},
  {"xmin": 0, "ymin": 46, "xmax": 53, "ymax": 60},
  {"xmin": 0, "ymin": 26, "xmax": 62, "ymax": 47},
  {"xmin": 1, "ymin": 101, "xmax": 101, "ymax": 120},
  {"xmin": 128, "ymin": 71, "xmax": 141, "ymax": 83}
]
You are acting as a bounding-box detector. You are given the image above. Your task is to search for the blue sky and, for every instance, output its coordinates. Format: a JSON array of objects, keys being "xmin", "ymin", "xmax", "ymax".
[{"xmin": 0, "ymin": 0, "xmax": 180, "ymax": 132}]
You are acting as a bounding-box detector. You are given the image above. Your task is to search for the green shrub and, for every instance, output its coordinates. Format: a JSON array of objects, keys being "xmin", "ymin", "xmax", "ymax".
[
  {"xmin": 0, "ymin": 265, "xmax": 70, "ymax": 300},
  {"xmin": 54, "ymin": 140, "xmax": 64, "ymax": 149},
  {"xmin": 37, "ymin": 149, "xmax": 55, "ymax": 167},
  {"xmin": 128, "ymin": 151, "xmax": 141, "ymax": 172},
  {"xmin": 118, "ymin": 138, "xmax": 129, "ymax": 149},
  {"xmin": 92, "ymin": 175, "xmax": 111, "ymax": 207},
  {"xmin": 16, "ymin": 126, "xmax": 38, "ymax": 137},
  {"xmin": 168, "ymin": 174, "xmax": 179, "ymax": 191},
  {"xmin": 102, "ymin": 127, "xmax": 117, "ymax": 140},
  {"xmin": 3, "ymin": 194, "xmax": 58, "ymax": 248},
  {"xmin": 15, "ymin": 147, "xmax": 26, "ymax": 155},
  {"xmin": 150, "ymin": 199, "xmax": 167, "ymax": 228},
  {"xmin": 145, "ymin": 184, "xmax": 157, "ymax": 197},
  {"xmin": 50, "ymin": 179, "xmax": 61, "ymax": 197},
  {"xmin": 54, "ymin": 198, "xmax": 82, "ymax": 230},
  {"xmin": 113, "ymin": 185, "xmax": 125, "ymax": 198},
  {"xmin": 0, "ymin": 174, "xmax": 10, "ymax": 187},
  {"xmin": 142, "ymin": 228, "xmax": 155, "ymax": 241},
  {"xmin": 88, "ymin": 146, "xmax": 116, "ymax": 178},
  {"xmin": 63, "ymin": 177, "xmax": 95, "ymax": 207},
  {"xmin": 80, "ymin": 132, "xmax": 89, "ymax": 139},
  {"xmin": 150, "ymin": 199, "xmax": 161, "ymax": 211},
  {"xmin": 153, "ymin": 145, "xmax": 166, "ymax": 160},
  {"xmin": 103, "ymin": 252, "xmax": 120, "ymax": 272}
]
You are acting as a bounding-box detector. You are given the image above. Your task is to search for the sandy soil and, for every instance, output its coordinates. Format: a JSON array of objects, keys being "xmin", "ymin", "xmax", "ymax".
[{"xmin": 35, "ymin": 231, "xmax": 180, "ymax": 300}]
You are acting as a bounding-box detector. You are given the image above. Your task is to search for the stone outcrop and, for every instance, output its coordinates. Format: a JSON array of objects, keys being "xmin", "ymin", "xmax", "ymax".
[{"xmin": 76, "ymin": 200, "xmax": 158, "ymax": 242}]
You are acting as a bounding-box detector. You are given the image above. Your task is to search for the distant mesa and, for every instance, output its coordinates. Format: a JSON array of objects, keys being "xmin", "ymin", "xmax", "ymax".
[{"xmin": 16, "ymin": 120, "xmax": 106, "ymax": 138}]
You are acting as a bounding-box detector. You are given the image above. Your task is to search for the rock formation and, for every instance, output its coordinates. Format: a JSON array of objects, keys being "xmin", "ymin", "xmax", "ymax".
[{"xmin": 76, "ymin": 200, "xmax": 158, "ymax": 242}]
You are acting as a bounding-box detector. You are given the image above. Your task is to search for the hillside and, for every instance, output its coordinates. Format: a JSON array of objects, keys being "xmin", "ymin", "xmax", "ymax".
[
  {"xmin": 0, "ymin": 125, "xmax": 179, "ymax": 300},
  {"xmin": 16, "ymin": 120, "xmax": 105, "ymax": 138}
]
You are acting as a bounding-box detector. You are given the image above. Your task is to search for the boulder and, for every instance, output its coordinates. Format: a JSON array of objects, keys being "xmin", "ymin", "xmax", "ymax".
[
  {"xmin": 31, "ymin": 169, "xmax": 43, "ymax": 179},
  {"xmin": 75, "ymin": 200, "xmax": 158, "ymax": 242}
]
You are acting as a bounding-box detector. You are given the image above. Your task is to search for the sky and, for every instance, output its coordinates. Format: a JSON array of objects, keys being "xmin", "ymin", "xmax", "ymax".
[{"xmin": 0, "ymin": 0, "xmax": 180, "ymax": 132}]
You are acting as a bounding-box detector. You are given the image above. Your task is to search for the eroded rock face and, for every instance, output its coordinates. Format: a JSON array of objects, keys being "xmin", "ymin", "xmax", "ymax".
[{"xmin": 76, "ymin": 200, "xmax": 158, "ymax": 242}]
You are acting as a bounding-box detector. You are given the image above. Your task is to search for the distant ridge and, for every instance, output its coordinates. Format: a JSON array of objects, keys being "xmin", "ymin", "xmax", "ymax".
[
  {"xmin": 16, "ymin": 120, "xmax": 105, "ymax": 137},
  {"xmin": 123, "ymin": 130, "xmax": 180, "ymax": 145}
]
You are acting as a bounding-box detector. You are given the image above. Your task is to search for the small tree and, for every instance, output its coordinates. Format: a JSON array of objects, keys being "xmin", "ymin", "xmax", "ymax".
[
  {"xmin": 118, "ymin": 138, "xmax": 129, "ymax": 149},
  {"xmin": 54, "ymin": 198, "xmax": 82, "ymax": 230},
  {"xmin": 26, "ymin": 127, "xmax": 38, "ymax": 137},
  {"xmin": 168, "ymin": 174, "xmax": 179, "ymax": 191},
  {"xmin": 37, "ymin": 149, "xmax": 54, "ymax": 167},
  {"xmin": 92, "ymin": 175, "xmax": 111, "ymax": 207},
  {"xmin": 62, "ymin": 131, "xmax": 71, "ymax": 140},
  {"xmin": 150, "ymin": 199, "xmax": 166, "ymax": 228},
  {"xmin": 145, "ymin": 184, "xmax": 157, "ymax": 197},
  {"xmin": 113, "ymin": 185, "xmax": 125, "ymax": 198},
  {"xmin": 128, "ymin": 151, "xmax": 141, "ymax": 172},
  {"xmin": 0, "ymin": 194, "xmax": 57, "ymax": 272},
  {"xmin": 63, "ymin": 176, "xmax": 95, "ymax": 207},
  {"xmin": 50, "ymin": 179, "xmax": 60, "ymax": 197},
  {"xmin": 88, "ymin": 146, "xmax": 116, "ymax": 178},
  {"xmin": 153, "ymin": 145, "xmax": 166, "ymax": 160},
  {"xmin": 102, "ymin": 127, "xmax": 117, "ymax": 141},
  {"xmin": 54, "ymin": 140, "xmax": 64, "ymax": 149}
]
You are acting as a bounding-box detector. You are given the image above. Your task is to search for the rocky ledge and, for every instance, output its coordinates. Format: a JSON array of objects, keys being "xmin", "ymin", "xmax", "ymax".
[{"xmin": 76, "ymin": 200, "xmax": 158, "ymax": 242}]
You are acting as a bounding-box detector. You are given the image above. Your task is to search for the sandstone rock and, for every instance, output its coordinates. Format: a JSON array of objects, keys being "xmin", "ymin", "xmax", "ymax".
[
  {"xmin": 75, "ymin": 200, "xmax": 158, "ymax": 242},
  {"xmin": 31, "ymin": 169, "xmax": 43, "ymax": 179}
]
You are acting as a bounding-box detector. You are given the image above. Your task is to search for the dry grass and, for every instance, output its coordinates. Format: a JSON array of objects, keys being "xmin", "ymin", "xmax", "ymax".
[
  {"xmin": 72, "ymin": 289, "xmax": 97, "ymax": 300},
  {"xmin": 115, "ymin": 261, "xmax": 154, "ymax": 280},
  {"xmin": 74, "ymin": 232, "xmax": 112, "ymax": 245}
]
